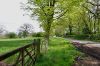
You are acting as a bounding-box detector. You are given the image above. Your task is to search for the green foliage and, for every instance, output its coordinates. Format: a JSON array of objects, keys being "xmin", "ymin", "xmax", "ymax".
[
  {"xmin": 32, "ymin": 32, "xmax": 44, "ymax": 37},
  {"xmin": 66, "ymin": 34, "xmax": 100, "ymax": 41},
  {"xmin": 82, "ymin": 27, "xmax": 91, "ymax": 34},
  {"xmin": 63, "ymin": 0, "xmax": 100, "ymax": 41},
  {"xmin": 51, "ymin": 0, "xmax": 86, "ymax": 37},
  {"xmin": 25, "ymin": 0, "xmax": 85, "ymax": 43},
  {"xmin": 73, "ymin": 34, "xmax": 89, "ymax": 40},
  {"xmin": 89, "ymin": 34, "xmax": 100, "ymax": 40},
  {"xmin": 18, "ymin": 32, "xmax": 23, "ymax": 38},
  {"xmin": 25, "ymin": 0, "xmax": 57, "ymax": 44},
  {"xmin": 6, "ymin": 32, "xmax": 17, "ymax": 38}
]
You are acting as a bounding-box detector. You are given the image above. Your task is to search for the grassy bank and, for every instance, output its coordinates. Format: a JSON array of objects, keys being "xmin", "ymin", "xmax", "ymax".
[
  {"xmin": 36, "ymin": 37, "xmax": 81, "ymax": 66},
  {"xmin": 0, "ymin": 37, "xmax": 82, "ymax": 66},
  {"xmin": 0, "ymin": 38, "xmax": 34, "ymax": 54}
]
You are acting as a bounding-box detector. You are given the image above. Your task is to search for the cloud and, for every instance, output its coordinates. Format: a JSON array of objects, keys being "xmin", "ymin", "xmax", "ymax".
[{"xmin": 0, "ymin": 0, "xmax": 41, "ymax": 32}]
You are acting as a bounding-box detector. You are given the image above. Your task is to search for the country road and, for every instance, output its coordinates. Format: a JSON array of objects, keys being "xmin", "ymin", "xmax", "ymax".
[{"xmin": 66, "ymin": 38, "xmax": 100, "ymax": 66}]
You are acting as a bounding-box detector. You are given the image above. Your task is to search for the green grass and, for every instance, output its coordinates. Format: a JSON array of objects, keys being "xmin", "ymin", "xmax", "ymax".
[
  {"xmin": 35, "ymin": 37, "xmax": 81, "ymax": 66},
  {"xmin": 0, "ymin": 37, "xmax": 82, "ymax": 66},
  {"xmin": 0, "ymin": 38, "xmax": 34, "ymax": 54}
]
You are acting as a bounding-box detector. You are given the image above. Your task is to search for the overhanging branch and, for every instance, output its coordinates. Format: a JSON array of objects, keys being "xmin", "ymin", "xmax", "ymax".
[
  {"xmin": 56, "ymin": 10, "xmax": 67, "ymax": 19},
  {"xmin": 82, "ymin": 5, "xmax": 96, "ymax": 17},
  {"xmin": 86, "ymin": 0, "xmax": 100, "ymax": 6}
]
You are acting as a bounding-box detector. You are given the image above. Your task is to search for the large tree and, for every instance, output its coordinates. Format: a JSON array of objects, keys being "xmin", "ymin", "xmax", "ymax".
[
  {"xmin": 18, "ymin": 23, "xmax": 34, "ymax": 38},
  {"xmin": 24, "ymin": 0, "xmax": 84, "ymax": 48},
  {"xmin": 25, "ymin": 0, "xmax": 56, "ymax": 46}
]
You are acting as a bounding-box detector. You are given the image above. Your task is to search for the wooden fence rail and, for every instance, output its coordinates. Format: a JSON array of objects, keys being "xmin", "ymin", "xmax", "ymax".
[{"xmin": 0, "ymin": 39, "xmax": 40, "ymax": 66}]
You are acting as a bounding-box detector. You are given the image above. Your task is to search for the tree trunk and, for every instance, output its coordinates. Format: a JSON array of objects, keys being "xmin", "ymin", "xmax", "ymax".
[
  {"xmin": 69, "ymin": 25, "xmax": 72, "ymax": 35},
  {"xmin": 44, "ymin": 0, "xmax": 56, "ymax": 51}
]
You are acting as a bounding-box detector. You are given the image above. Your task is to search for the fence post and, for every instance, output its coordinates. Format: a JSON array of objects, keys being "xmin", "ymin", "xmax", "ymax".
[
  {"xmin": 21, "ymin": 48, "xmax": 24, "ymax": 66},
  {"xmin": 34, "ymin": 39, "xmax": 41, "ymax": 57},
  {"xmin": 37, "ymin": 39, "xmax": 41, "ymax": 56}
]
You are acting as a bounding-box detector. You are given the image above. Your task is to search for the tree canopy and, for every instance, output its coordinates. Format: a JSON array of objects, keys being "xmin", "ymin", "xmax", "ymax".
[{"xmin": 24, "ymin": 0, "xmax": 85, "ymax": 44}]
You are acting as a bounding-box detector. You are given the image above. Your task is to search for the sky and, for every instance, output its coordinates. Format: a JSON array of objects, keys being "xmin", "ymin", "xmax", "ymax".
[{"xmin": 0, "ymin": 0, "xmax": 41, "ymax": 32}]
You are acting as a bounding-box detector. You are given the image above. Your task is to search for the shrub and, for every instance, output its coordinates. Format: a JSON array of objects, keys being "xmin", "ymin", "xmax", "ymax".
[
  {"xmin": 73, "ymin": 34, "xmax": 89, "ymax": 40},
  {"xmin": 32, "ymin": 32, "xmax": 44, "ymax": 37},
  {"xmin": 82, "ymin": 27, "xmax": 91, "ymax": 34},
  {"xmin": 89, "ymin": 34, "xmax": 100, "ymax": 40},
  {"xmin": 6, "ymin": 32, "xmax": 17, "ymax": 38}
]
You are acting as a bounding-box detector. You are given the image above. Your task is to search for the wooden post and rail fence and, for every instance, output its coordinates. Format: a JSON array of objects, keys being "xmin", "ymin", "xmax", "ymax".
[{"xmin": 0, "ymin": 39, "xmax": 41, "ymax": 66}]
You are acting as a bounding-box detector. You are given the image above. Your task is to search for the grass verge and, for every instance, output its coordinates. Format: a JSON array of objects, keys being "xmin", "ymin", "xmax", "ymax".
[
  {"xmin": 0, "ymin": 37, "xmax": 82, "ymax": 66},
  {"xmin": 35, "ymin": 37, "xmax": 81, "ymax": 66}
]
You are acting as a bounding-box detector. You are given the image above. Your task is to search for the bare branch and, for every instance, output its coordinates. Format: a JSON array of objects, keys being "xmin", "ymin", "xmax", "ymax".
[
  {"xmin": 56, "ymin": 10, "xmax": 67, "ymax": 19},
  {"xmin": 82, "ymin": 5, "xmax": 96, "ymax": 16},
  {"xmin": 86, "ymin": 0, "xmax": 100, "ymax": 6}
]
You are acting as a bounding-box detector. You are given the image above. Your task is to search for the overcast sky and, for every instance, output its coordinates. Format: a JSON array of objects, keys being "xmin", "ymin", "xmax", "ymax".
[{"xmin": 0, "ymin": 0, "xmax": 41, "ymax": 32}]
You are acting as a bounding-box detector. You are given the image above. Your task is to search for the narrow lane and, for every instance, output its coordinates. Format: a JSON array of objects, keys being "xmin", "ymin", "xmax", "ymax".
[{"xmin": 66, "ymin": 38, "xmax": 100, "ymax": 66}]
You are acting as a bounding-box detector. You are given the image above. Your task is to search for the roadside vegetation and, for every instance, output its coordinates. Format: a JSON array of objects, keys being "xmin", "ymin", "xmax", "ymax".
[
  {"xmin": 36, "ymin": 37, "xmax": 82, "ymax": 66},
  {"xmin": 0, "ymin": 0, "xmax": 98, "ymax": 66},
  {"xmin": 0, "ymin": 37, "xmax": 82, "ymax": 65}
]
